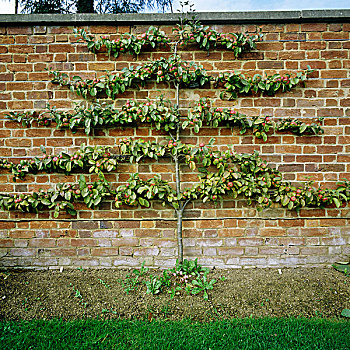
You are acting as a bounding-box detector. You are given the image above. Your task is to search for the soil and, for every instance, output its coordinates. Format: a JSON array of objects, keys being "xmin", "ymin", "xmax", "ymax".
[{"xmin": 0, "ymin": 267, "xmax": 349, "ymax": 321}]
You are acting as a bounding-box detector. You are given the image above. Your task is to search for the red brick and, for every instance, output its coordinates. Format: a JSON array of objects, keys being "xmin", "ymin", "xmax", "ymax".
[
  {"xmin": 71, "ymin": 239, "xmax": 97, "ymax": 247},
  {"xmin": 29, "ymin": 238, "xmax": 56, "ymax": 247},
  {"xmin": 7, "ymin": 27, "xmax": 32, "ymax": 35},
  {"xmin": 91, "ymin": 248, "xmax": 119, "ymax": 256}
]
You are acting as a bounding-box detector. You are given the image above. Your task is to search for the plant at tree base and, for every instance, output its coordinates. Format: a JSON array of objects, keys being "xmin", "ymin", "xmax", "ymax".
[
  {"xmin": 2, "ymin": 18, "xmax": 349, "ymax": 265},
  {"xmin": 120, "ymin": 258, "xmax": 219, "ymax": 300},
  {"xmin": 191, "ymin": 270, "xmax": 216, "ymax": 301}
]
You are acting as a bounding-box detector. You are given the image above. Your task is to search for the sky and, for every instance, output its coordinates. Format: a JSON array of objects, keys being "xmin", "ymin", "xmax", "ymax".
[{"xmin": 0, "ymin": 0, "xmax": 349, "ymax": 14}]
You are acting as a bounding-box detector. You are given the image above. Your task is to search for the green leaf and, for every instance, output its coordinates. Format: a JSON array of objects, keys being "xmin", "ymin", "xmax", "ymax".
[
  {"xmin": 333, "ymin": 197, "xmax": 341, "ymax": 208},
  {"xmin": 299, "ymin": 124, "xmax": 307, "ymax": 133},
  {"xmin": 341, "ymin": 309, "xmax": 350, "ymax": 318},
  {"xmin": 41, "ymin": 199, "xmax": 51, "ymax": 206},
  {"xmin": 332, "ymin": 263, "xmax": 350, "ymax": 273},
  {"xmin": 282, "ymin": 196, "xmax": 289, "ymax": 206},
  {"xmin": 79, "ymin": 175, "xmax": 86, "ymax": 189}
]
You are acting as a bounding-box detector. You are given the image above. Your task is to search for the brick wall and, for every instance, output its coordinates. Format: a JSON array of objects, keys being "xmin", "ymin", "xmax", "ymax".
[{"xmin": 0, "ymin": 13, "xmax": 349, "ymax": 269}]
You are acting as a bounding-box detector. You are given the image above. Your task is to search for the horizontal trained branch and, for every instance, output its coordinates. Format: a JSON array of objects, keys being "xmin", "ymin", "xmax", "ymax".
[
  {"xmin": 8, "ymin": 97, "xmax": 179, "ymax": 134},
  {"xmin": 75, "ymin": 22, "xmax": 261, "ymax": 58},
  {"xmin": 0, "ymin": 144, "xmax": 349, "ymax": 217},
  {"xmin": 75, "ymin": 26, "xmax": 170, "ymax": 58},
  {"xmin": 174, "ymin": 18, "xmax": 262, "ymax": 55},
  {"xmin": 8, "ymin": 96, "xmax": 323, "ymax": 140},
  {"xmin": 50, "ymin": 55, "xmax": 210, "ymax": 99},
  {"xmin": 0, "ymin": 174, "xmax": 111, "ymax": 218},
  {"xmin": 50, "ymin": 59, "xmax": 313, "ymax": 101},
  {"xmin": 215, "ymin": 67, "xmax": 314, "ymax": 99},
  {"xmin": 182, "ymin": 145, "xmax": 350, "ymax": 210},
  {"xmin": 0, "ymin": 144, "xmax": 117, "ymax": 180},
  {"xmin": 183, "ymin": 98, "xmax": 324, "ymax": 139},
  {"xmin": 114, "ymin": 173, "xmax": 178, "ymax": 209}
]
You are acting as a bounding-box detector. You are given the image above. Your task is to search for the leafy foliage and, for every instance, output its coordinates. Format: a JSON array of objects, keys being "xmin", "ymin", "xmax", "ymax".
[
  {"xmin": 8, "ymin": 97, "xmax": 322, "ymax": 139},
  {"xmin": 76, "ymin": 23, "xmax": 261, "ymax": 58},
  {"xmin": 0, "ymin": 174, "xmax": 111, "ymax": 218},
  {"xmin": 75, "ymin": 26, "xmax": 170, "ymax": 58},
  {"xmin": 114, "ymin": 173, "xmax": 178, "ymax": 209},
  {"xmin": 174, "ymin": 16, "xmax": 262, "ymax": 55},
  {"xmin": 0, "ymin": 144, "xmax": 117, "ymax": 180},
  {"xmin": 50, "ymin": 55, "xmax": 210, "ymax": 99},
  {"xmin": 20, "ymin": 0, "xmax": 72, "ymax": 14},
  {"xmin": 182, "ymin": 98, "xmax": 324, "ymax": 139},
  {"xmin": 216, "ymin": 67, "xmax": 314, "ymax": 99},
  {"xmin": 50, "ymin": 56, "xmax": 313, "ymax": 101},
  {"xmin": 8, "ymin": 97, "xmax": 179, "ymax": 134},
  {"xmin": 1, "ymin": 136, "xmax": 348, "ymax": 216},
  {"xmin": 121, "ymin": 258, "xmax": 219, "ymax": 301}
]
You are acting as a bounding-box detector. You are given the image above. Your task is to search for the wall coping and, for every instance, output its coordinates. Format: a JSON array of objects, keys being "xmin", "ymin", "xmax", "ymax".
[{"xmin": 0, "ymin": 9, "xmax": 349, "ymax": 25}]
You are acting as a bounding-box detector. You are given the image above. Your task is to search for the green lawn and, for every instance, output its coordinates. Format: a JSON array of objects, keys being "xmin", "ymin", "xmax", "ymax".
[{"xmin": 0, "ymin": 318, "xmax": 349, "ymax": 349}]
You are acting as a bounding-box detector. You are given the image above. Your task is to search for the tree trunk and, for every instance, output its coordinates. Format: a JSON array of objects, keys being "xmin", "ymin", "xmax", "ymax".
[
  {"xmin": 176, "ymin": 208, "xmax": 184, "ymax": 263},
  {"xmin": 76, "ymin": 0, "xmax": 94, "ymax": 13},
  {"xmin": 15, "ymin": 0, "xmax": 18, "ymax": 14}
]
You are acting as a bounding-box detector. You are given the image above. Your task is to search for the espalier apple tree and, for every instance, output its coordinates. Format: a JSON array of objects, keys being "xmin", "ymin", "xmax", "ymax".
[{"xmin": 4, "ymin": 10, "xmax": 350, "ymax": 264}]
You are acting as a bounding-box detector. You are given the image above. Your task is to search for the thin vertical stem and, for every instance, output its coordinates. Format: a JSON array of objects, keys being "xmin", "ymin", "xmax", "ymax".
[{"xmin": 176, "ymin": 208, "xmax": 184, "ymax": 263}]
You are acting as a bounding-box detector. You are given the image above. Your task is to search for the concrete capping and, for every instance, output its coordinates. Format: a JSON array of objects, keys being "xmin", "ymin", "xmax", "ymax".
[{"xmin": 0, "ymin": 9, "xmax": 349, "ymax": 26}]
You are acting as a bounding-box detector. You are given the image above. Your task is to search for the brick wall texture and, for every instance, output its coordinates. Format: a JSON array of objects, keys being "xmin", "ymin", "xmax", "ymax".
[{"xmin": 0, "ymin": 18, "xmax": 349, "ymax": 269}]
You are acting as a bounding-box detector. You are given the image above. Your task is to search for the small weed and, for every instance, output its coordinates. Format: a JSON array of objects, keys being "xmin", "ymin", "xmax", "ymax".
[
  {"xmin": 169, "ymin": 258, "xmax": 208, "ymax": 277},
  {"xmin": 145, "ymin": 275, "xmax": 162, "ymax": 295},
  {"xmin": 121, "ymin": 261, "xmax": 149, "ymax": 294},
  {"xmin": 332, "ymin": 263, "xmax": 350, "ymax": 277},
  {"xmin": 101, "ymin": 308, "xmax": 118, "ymax": 315},
  {"xmin": 121, "ymin": 259, "xmax": 224, "ymax": 301},
  {"xmin": 160, "ymin": 302, "xmax": 172, "ymax": 318},
  {"xmin": 98, "ymin": 279, "xmax": 111, "ymax": 289},
  {"xmin": 69, "ymin": 283, "xmax": 88, "ymax": 308},
  {"xmin": 22, "ymin": 297, "xmax": 28, "ymax": 312},
  {"xmin": 160, "ymin": 270, "xmax": 171, "ymax": 288},
  {"xmin": 77, "ymin": 267, "xmax": 84, "ymax": 272},
  {"xmin": 190, "ymin": 270, "xmax": 216, "ymax": 301},
  {"xmin": 168, "ymin": 286, "xmax": 182, "ymax": 299},
  {"xmin": 314, "ymin": 310, "xmax": 323, "ymax": 317},
  {"xmin": 122, "ymin": 275, "xmax": 140, "ymax": 294},
  {"xmin": 133, "ymin": 261, "xmax": 149, "ymax": 277}
]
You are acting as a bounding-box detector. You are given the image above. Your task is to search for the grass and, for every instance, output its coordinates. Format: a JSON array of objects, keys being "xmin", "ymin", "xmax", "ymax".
[{"xmin": 0, "ymin": 318, "xmax": 349, "ymax": 349}]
